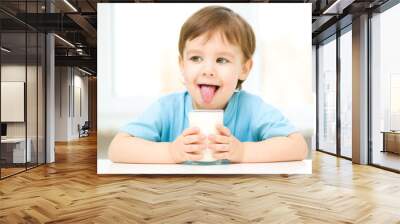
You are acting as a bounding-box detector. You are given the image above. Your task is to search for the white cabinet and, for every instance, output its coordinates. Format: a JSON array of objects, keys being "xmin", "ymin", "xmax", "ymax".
[
  {"xmin": 1, "ymin": 82, "xmax": 25, "ymax": 122},
  {"xmin": 1, "ymin": 138, "xmax": 32, "ymax": 163}
]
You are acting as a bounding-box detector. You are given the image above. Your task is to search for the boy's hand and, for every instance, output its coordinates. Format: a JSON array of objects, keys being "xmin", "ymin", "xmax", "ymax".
[
  {"xmin": 208, "ymin": 124, "xmax": 244, "ymax": 163},
  {"xmin": 168, "ymin": 127, "xmax": 207, "ymax": 163}
]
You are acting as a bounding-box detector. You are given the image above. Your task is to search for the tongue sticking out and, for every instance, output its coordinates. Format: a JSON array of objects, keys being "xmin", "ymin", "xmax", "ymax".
[{"xmin": 199, "ymin": 85, "xmax": 217, "ymax": 104}]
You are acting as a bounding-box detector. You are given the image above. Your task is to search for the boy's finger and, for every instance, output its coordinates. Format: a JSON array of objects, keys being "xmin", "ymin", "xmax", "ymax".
[
  {"xmin": 208, "ymin": 143, "xmax": 229, "ymax": 152},
  {"xmin": 184, "ymin": 144, "xmax": 206, "ymax": 153},
  {"xmin": 183, "ymin": 134, "xmax": 206, "ymax": 144},
  {"xmin": 208, "ymin": 134, "xmax": 230, "ymax": 144},
  {"xmin": 216, "ymin": 124, "xmax": 231, "ymax": 136},
  {"xmin": 187, "ymin": 153, "xmax": 204, "ymax": 161},
  {"xmin": 213, "ymin": 152, "xmax": 229, "ymax": 160},
  {"xmin": 182, "ymin": 127, "xmax": 200, "ymax": 136}
]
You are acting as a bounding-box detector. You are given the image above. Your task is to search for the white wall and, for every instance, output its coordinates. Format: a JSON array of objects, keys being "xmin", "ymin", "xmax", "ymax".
[
  {"xmin": 55, "ymin": 67, "xmax": 89, "ymax": 141},
  {"xmin": 72, "ymin": 73, "xmax": 89, "ymax": 138},
  {"xmin": 55, "ymin": 67, "xmax": 68, "ymax": 141}
]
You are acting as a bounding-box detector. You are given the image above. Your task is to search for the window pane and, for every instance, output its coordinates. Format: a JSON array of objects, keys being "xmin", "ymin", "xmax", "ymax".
[
  {"xmin": 318, "ymin": 37, "xmax": 337, "ymax": 154},
  {"xmin": 38, "ymin": 32, "xmax": 45, "ymax": 165},
  {"xmin": 27, "ymin": 31, "xmax": 38, "ymax": 169},
  {"xmin": 340, "ymin": 29, "xmax": 352, "ymax": 158},
  {"xmin": 371, "ymin": 3, "xmax": 400, "ymax": 171},
  {"xmin": 1, "ymin": 31, "xmax": 27, "ymax": 178}
]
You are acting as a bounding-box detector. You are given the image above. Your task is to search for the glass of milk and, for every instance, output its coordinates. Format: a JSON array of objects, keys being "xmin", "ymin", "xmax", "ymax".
[{"xmin": 188, "ymin": 110, "xmax": 224, "ymax": 165}]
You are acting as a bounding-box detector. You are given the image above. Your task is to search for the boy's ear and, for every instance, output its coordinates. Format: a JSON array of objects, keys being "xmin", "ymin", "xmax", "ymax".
[{"xmin": 239, "ymin": 59, "xmax": 253, "ymax": 81}]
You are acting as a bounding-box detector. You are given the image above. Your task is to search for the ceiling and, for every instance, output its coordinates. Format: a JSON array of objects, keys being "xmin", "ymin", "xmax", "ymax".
[{"xmin": 0, "ymin": 0, "xmax": 392, "ymax": 75}]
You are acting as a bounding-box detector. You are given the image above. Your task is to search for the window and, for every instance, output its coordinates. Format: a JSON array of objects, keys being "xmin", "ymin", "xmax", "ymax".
[
  {"xmin": 371, "ymin": 2, "xmax": 400, "ymax": 171},
  {"xmin": 318, "ymin": 36, "xmax": 337, "ymax": 154},
  {"xmin": 339, "ymin": 28, "xmax": 352, "ymax": 158}
]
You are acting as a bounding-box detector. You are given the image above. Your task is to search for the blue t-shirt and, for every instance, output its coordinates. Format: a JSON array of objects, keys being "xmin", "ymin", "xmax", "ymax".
[{"xmin": 121, "ymin": 90, "xmax": 297, "ymax": 142}]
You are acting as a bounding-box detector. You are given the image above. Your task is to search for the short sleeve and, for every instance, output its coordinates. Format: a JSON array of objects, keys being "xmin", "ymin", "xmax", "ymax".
[
  {"xmin": 119, "ymin": 100, "xmax": 163, "ymax": 142},
  {"xmin": 254, "ymin": 104, "xmax": 297, "ymax": 141}
]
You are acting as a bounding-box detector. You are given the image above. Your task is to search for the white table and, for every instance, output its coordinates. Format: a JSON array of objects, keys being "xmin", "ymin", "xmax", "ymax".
[
  {"xmin": 97, "ymin": 159, "xmax": 312, "ymax": 174},
  {"xmin": 1, "ymin": 138, "xmax": 31, "ymax": 163}
]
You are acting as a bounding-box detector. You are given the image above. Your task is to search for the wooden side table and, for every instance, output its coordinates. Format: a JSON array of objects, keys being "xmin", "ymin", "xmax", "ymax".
[{"xmin": 381, "ymin": 131, "xmax": 400, "ymax": 154}]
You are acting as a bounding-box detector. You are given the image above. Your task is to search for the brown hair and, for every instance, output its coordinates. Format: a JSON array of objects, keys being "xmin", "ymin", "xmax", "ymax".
[{"xmin": 178, "ymin": 6, "xmax": 256, "ymax": 90}]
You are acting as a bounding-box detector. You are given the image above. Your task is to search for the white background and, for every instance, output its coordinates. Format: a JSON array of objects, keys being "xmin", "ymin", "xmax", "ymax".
[{"xmin": 98, "ymin": 3, "xmax": 313, "ymax": 161}]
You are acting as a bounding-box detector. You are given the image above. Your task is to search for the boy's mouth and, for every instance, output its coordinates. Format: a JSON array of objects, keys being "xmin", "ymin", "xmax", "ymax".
[{"xmin": 198, "ymin": 84, "xmax": 220, "ymax": 104}]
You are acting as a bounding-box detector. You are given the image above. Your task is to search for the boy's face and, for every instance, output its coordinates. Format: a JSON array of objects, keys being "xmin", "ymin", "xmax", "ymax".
[{"xmin": 179, "ymin": 31, "xmax": 252, "ymax": 110}]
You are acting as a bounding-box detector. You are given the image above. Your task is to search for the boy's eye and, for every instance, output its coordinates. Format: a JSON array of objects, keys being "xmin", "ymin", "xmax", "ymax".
[
  {"xmin": 190, "ymin": 56, "xmax": 202, "ymax": 62},
  {"xmin": 216, "ymin": 57, "xmax": 229, "ymax": 64}
]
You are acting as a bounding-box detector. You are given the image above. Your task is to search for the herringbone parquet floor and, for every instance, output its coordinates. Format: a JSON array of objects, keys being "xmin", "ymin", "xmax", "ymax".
[{"xmin": 1, "ymin": 134, "xmax": 400, "ymax": 223}]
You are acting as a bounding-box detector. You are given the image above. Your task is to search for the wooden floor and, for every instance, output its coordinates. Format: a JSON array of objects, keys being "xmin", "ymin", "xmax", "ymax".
[
  {"xmin": 373, "ymin": 150, "xmax": 400, "ymax": 171},
  {"xmin": 1, "ymin": 135, "xmax": 400, "ymax": 223},
  {"xmin": 1, "ymin": 167, "xmax": 25, "ymax": 178},
  {"xmin": 1, "ymin": 163, "xmax": 45, "ymax": 178}
]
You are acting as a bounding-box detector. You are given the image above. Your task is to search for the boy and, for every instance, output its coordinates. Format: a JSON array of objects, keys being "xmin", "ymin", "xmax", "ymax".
[{"xmin": 108, "ymin": 5, "xmax": 308, "ymax": 164}]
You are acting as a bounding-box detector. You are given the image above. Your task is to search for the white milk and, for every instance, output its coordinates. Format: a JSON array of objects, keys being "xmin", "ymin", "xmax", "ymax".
[{"xmin": 188, "ymin": 110, "xmax": 224, "ymax": 162}]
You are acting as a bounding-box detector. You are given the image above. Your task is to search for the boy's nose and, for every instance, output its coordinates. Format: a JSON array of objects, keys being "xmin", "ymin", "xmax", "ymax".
[
  {"xmin": 202, "ymin": 61, "xmax": 216, "ymax": 77},
  {"xmin": 202, "ymin": 72, "xmax": 214, "ymax": 77}
]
